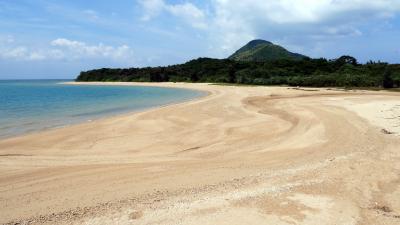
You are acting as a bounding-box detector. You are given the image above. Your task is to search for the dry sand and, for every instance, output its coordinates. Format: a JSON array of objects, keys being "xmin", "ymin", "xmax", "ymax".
[{"xmin": 0, "ymin": 82, "xmax": 400, "ymax": 225}]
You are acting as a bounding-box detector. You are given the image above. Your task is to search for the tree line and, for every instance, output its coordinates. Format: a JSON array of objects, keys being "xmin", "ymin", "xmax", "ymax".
[{"xmin": 76, "ymin": 56, "xmax": 400, "ymax": 88}]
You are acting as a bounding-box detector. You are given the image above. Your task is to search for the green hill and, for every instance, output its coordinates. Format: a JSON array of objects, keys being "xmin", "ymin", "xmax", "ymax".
[{"xmin": 228, "ymin": 39, "xmax": 308, "ymax": 62}]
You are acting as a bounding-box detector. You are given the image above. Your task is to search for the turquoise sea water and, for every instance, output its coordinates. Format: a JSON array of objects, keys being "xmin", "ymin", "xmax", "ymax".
[{"xmin": 0, "ymin": 80, "xmax": 205, "ymax": 139}]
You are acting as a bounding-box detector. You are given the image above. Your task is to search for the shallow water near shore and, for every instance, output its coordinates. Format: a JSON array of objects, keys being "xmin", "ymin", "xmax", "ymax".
[{"xmin": 0, "ymin": 80, "xmax": 205, "ymax": 139}]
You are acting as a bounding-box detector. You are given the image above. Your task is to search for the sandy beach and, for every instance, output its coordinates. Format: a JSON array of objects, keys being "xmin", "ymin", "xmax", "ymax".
[{"xmin": 1, "ymin": 82, "xmax": 400, "ymax": 225}]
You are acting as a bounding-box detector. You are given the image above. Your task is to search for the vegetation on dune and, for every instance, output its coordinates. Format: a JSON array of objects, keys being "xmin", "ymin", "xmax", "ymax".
[{"xmin": 76, "ymin": 39, "xmax": 400, "ymax": 88}]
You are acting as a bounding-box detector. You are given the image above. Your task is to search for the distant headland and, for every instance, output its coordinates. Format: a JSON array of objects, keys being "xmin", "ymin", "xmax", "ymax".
[{"xmin": 76, "ymin": 39, "xmax": 400, "ymax": 88}]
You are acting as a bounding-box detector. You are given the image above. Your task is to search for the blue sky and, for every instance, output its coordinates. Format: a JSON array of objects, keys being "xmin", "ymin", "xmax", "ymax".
[{"xmin": 0, "ymin": 0, "xmax": 400, "ymax": 79}]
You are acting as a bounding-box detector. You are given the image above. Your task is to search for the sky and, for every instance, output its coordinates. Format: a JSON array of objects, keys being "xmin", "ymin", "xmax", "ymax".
[{"xmin": 0, "ymin": 0, "xmax": 400, "ymax": 79}]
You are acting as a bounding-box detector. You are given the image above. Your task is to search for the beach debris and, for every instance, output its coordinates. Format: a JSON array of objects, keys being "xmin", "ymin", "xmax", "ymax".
[
  {"xmin": 129, "ymin": 211, "xmax": 143, "ymax": 220},
  {"xmin": 381, "ymin": 129, "xmax": 395, "ymax": 134},
  {"xmin": 374, "ymin": 204, "xmax": 392, "ymax": 213}
]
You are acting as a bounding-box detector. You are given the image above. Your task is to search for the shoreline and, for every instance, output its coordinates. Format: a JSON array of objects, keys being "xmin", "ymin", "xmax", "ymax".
[
  {"xmin": 1, "ymin": 83, "xmax": 400, "ymax": 225},
  {"xmin": 0, "ymin": 82, "xmax": 211, "ymax": 141}
]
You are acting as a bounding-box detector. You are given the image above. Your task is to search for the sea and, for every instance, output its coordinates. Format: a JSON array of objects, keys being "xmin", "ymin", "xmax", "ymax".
[{"xmin": 0, "ymin": 80, "xmax": 205, "ymax": 139}]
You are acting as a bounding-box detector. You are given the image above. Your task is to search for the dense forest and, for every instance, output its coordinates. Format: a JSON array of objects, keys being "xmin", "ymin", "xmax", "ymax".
[{"xmin": 76, "ymin": 56, "xmax": 400, "ymax": 88}]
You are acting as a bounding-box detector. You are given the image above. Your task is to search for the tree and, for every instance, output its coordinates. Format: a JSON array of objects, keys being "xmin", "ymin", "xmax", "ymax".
[
  {"xmin": 228, "ymin": 65, "xmax": 236, "ymax": 83},
  {"xmin": 334, "ymin": 55, "xmax": 358, "ymax": 67},
  {"xmin": 190, "ymin": 73, "xmax": 199, "ymax": 82},
  {"xmin": 383, "ymin": 67, "xmax": 394, "ymax": 88}
]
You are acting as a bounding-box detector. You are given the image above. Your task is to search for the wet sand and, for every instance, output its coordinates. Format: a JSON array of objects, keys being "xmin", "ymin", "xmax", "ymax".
[{"xmin": 1, "ymin": 82, "xmax": 400, "ymax": 225}]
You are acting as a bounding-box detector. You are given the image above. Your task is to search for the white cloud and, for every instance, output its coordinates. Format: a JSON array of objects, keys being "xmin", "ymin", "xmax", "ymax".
[
  {"xmin": 138, "ymin": 0, "xmax": 206, "ymax": 29},
  {"xmin": 0, "ymin": 38, "xmax": 135, "ymax": 62},
  {"xmin": 2, "ymin": 47, "xmax": 28, "ymax": 59},
  {"xmin": 206, "ymin": 0, "xmax": 400, "ymax": 55},
  {"xmin": 137, "ymin": 0, "xmax": 400, "ymax": 56},
  {"xmin": 212, "ymin": 0, "xmax": 400, "ymax": 25},
  {"xmin": 51, "ymin": 38, "xmax": 84, "ymax": 49},
  {"xmin": 51, "ymin": 38, "xmax": 134, "ymax": 61},
  {"xmin": 0, "ymin": 46, "xmax": 47, "ymax": 61},
  {"xmin": 27, "ymin": 52, "xmax": 46, "ymax": 61},
  {"xmin": 165, "ymin": 3, "xmax": 206, "ymax": 29},
  {"xmin": 138, "ymin": 0, "xmax": 166, "ymax": 21}
]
